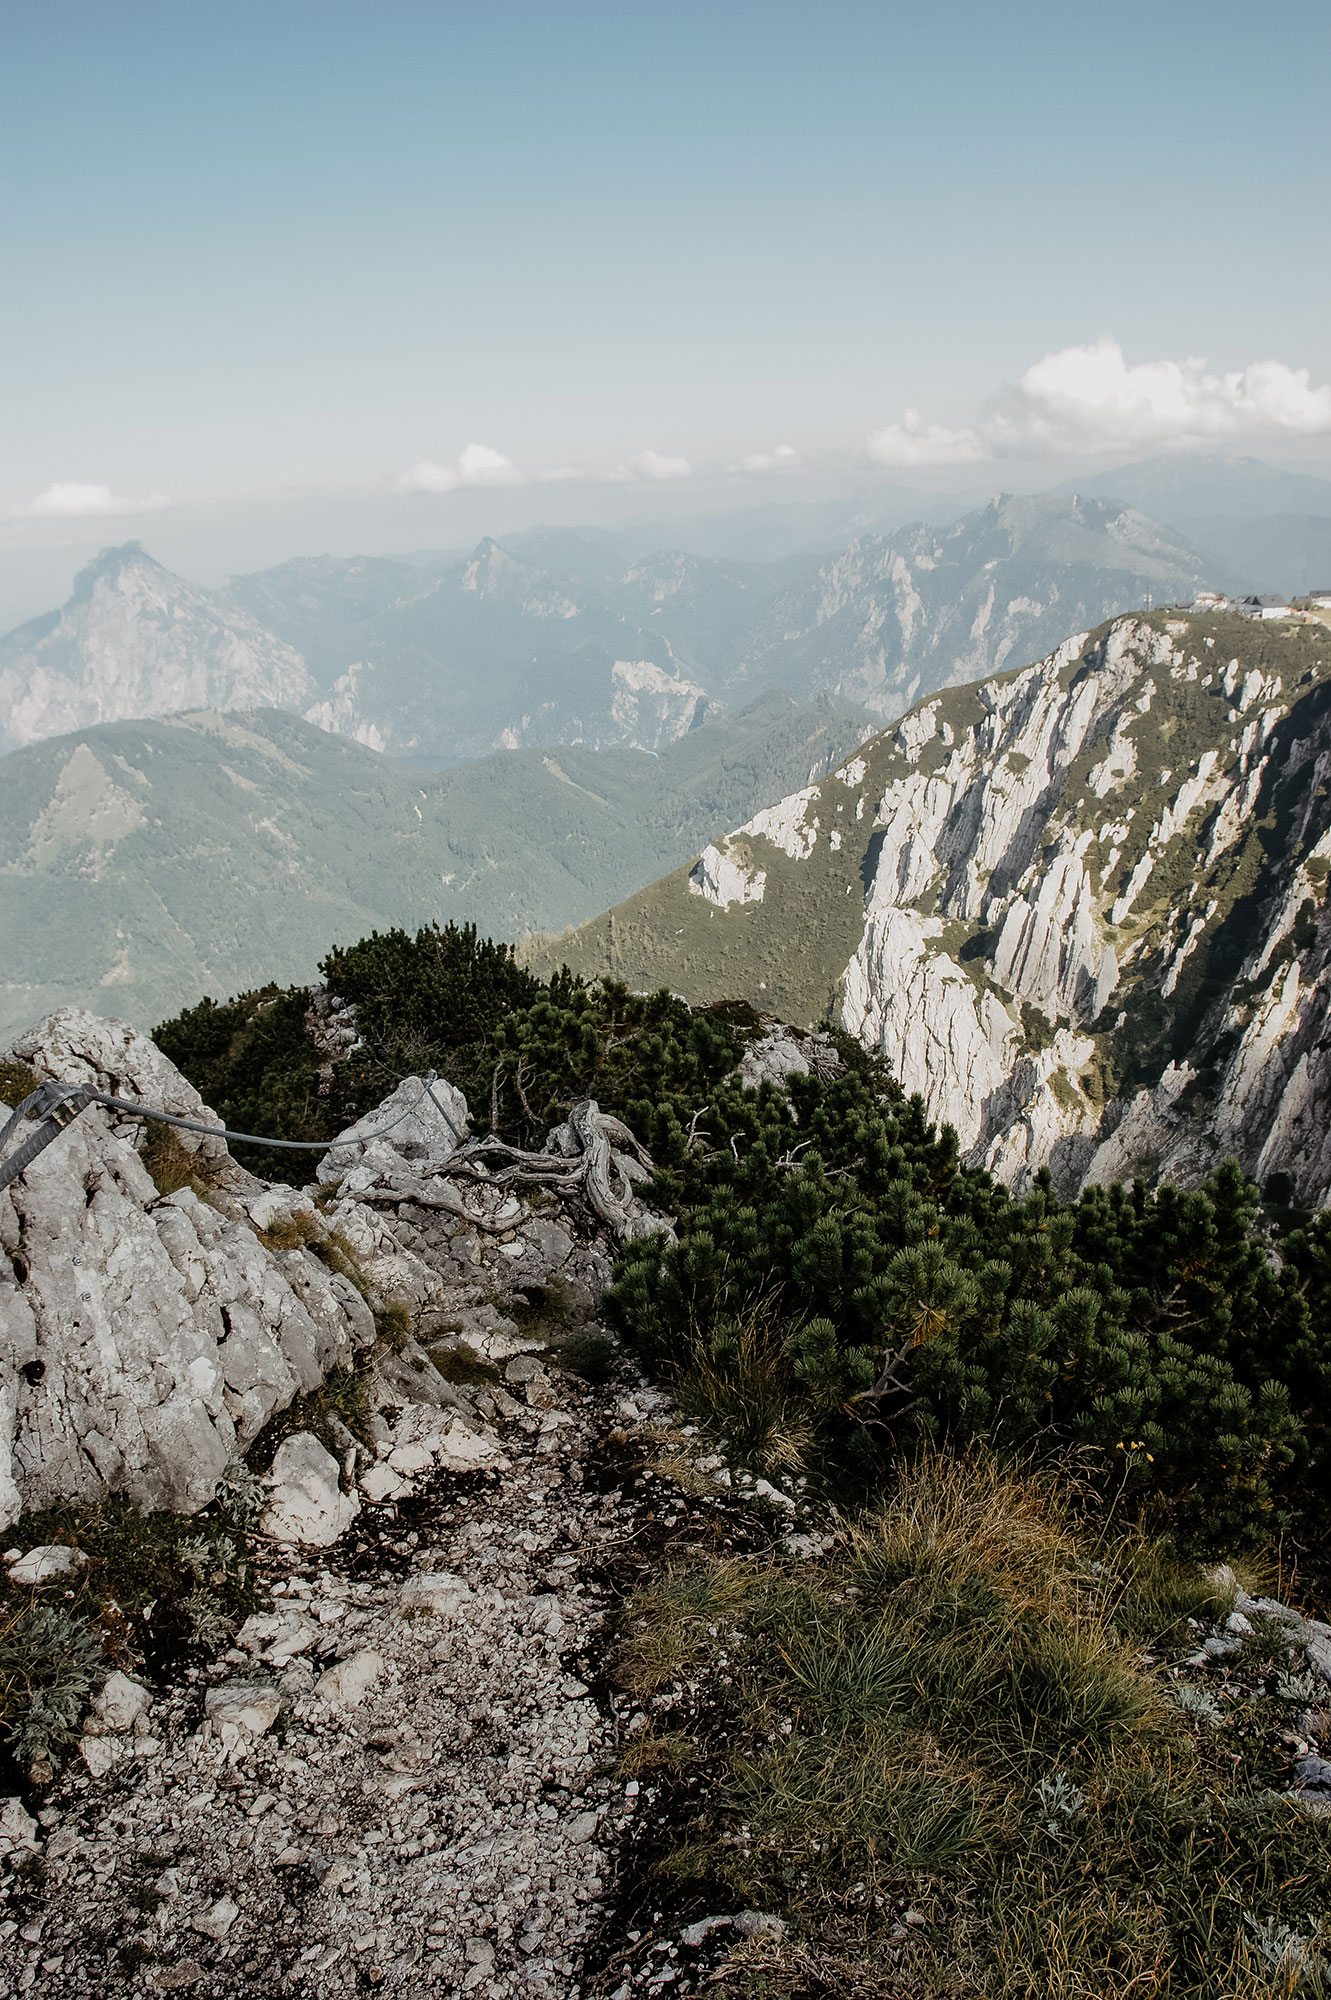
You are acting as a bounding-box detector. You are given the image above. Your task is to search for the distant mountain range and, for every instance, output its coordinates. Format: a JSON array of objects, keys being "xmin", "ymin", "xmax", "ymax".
[
  {"xmin": 1052, "ymin": 453, "xmax": 1331, "ymax": 599},
  {"xmin": 0, "ymin": 490, "xmax": 1229, "ymax": 760},
  {"xmin": 534, "ymin": 607, "xmax": 1331, "ymax": 1208},
  {"xmin": 0, "ymin": 692, "xmax": 865, "ymax": 1039}
]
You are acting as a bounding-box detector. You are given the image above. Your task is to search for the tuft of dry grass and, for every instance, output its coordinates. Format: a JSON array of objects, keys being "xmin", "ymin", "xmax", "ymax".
[
  {"xmin": 138, "ymin": 1122, "xmax": 227, "ymax": 1199},
  {"xmin": 0, "ymin": 1058, "xmax": 41, "ymax": 1110},
  {"xmin": 675, "ymin": 1302, "xmax": 815, "ymax": 1477},
  {"xmin": 614, "ymin": 1449, "xmax": 1331, "ymax": 1998}
]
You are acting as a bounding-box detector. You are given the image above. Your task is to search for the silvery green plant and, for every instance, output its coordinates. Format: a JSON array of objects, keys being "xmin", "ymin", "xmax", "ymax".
[
  {"xmin": 1242, "ymin": 1911, "xmax": 1325, "ymax": 1979},
  {"xmin": 1168, "ymin": 1683, "xmax": 1222, "ymax": 1726},
  {"xmin": 217, "ymin": 1456, "xmax": 268, "ymax": 1528},
  {"xmin": 0, "ymin": 1604, "xmax": 106, "ymax": 1770},
  {"xmin": 185, "ymin": 1588, "xmax": 235, "ymax": 1650},
  {"xmin": 1034, "ymin": 1772, "xmax": 1085, "ymax": 1837},
  {"xmin": 1275, "ymin": 1667, "xmax": 1322, "ymax": 1707}
]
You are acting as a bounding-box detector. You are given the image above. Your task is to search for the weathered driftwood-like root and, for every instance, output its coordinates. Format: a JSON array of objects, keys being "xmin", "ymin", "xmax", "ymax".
[{"xmin": 361, "ymin": 1098, "xmax": 666, "ymax": 1241}]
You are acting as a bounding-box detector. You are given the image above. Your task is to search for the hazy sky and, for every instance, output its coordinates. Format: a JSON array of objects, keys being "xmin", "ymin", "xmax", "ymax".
[{"xmin": 3, "ymin": 0, "xmax": 1330, "ymax": 548}]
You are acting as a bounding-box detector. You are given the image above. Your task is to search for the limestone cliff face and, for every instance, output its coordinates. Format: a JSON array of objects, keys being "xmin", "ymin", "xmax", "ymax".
[
  {"xmin": 547, "ymin": 609, "xmax": 1331, "ymax": 1206},
  {"xmin": 0, "ymin": 1010, "xmax": 654, "ymax": 1527}
]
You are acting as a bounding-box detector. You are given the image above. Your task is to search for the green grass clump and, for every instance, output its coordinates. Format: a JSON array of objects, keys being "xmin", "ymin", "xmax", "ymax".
[
  {"xmin": 0, "ymin": 1058, "xmax": 41, "ymax": 1109},
  {"xmin": 616, "ymin": 1452, "xmax": 1331, "ymax": 1999},
  {"xmin": 551, "ymin": 1328, "xmax": 619, "ymax": 1383},
  {"xmin": 430, "ymin": 1340, "xmax": 502, "ymax": 1387},
  {"xmin": 138, "ymin": 1120, "xmax": 227, "ymax": 1199},
  {"xmin": 243, "ymin": 1366, "xmax": 372, "ymax": 1474},
  {"xmin": 0, "ymin": 1487, "xmax": 264, "ymax": 1774}
]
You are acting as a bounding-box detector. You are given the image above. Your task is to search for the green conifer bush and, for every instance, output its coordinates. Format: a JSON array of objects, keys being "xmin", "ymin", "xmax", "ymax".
[{"xmin": 157, "ymin": 930, "xmax": 1331, "ymax": 1559}]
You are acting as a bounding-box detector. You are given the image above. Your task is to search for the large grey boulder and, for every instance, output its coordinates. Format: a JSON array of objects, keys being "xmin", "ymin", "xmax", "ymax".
[
  {"xmin": 6, "ymin": 1008, "xmax": 232, "ymax": 1175},
  {"xmin": 0, "ymin": 1012, "xmax": 375, "ymax": 1529},
  {"xmin": 317, "ymin": 1073, "xmax": 469, "ymax": 1190}
]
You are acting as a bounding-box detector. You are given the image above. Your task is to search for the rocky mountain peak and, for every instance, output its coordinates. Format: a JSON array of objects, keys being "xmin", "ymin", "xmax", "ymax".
[{"xmin": 68, "ymin": 540, "xmax": 163, "ymax": 601}]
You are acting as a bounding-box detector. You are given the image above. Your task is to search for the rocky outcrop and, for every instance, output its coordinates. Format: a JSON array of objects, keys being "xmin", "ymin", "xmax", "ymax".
[
  {"xmin": 0, "ymin": 1012, "xmax": 375, "ymax": 1527},
  {"xmin": 0, "ymin": 1010, "xmax": 665, "ymax": 1531}
]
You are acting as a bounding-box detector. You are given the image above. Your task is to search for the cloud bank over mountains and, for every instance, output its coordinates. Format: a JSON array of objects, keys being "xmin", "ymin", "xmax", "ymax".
[
  {"xmin": 393, "ymin": 443, "xmax": 693, "ymax": 496},
  {"xmin": 868, "ymin": 338, "xmax": 1331, "ymax": 467},
  {"xmin": 13, "ymin": 481, "xmax": 172, "ymax": 520},
  {"xmin": 12, "ymin": 339, "xmax": 1330, "ymax": 537}
]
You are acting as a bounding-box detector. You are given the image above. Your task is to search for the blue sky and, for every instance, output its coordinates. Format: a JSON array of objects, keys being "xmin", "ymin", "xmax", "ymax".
[{"xmin": 2, "ymin": 0, "xmax": 1329, "ymax": 543}]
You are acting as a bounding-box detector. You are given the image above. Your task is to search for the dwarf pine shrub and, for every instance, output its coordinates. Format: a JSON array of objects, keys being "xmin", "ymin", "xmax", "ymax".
[{"xmin": 159, "ymin": 925, "xmax": 1331, "ymax": 1558}]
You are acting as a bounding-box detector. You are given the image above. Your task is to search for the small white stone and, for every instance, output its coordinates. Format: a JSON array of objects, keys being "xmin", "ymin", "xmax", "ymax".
[
  {"xmin": 360, "ymin": 1462, "xmax": 412, "ymax": 1503},
  {"xmin": 317, "ymin": 1649, "xmax": 385, "ymax": 1710},
  {"xmin": 85, "ymin": 1671, "xmax": 151, "ymax": 1735},
  {"xmin": 399, "ymin": 1573, "xmax": 473, "ymax": 1618},
  {"xmin": 80, "ymin": 1736, "xmax": 128, "ymax": 1779},
  {"xmin": 235, "ymin": 1610, "xmax": 319, "ymax": 1665},
  {"xmin": 4, "ymin": 1545, "xmax": 85, "ymax": 1587},
  {"xmin": 204, "ymin": 1683, "xmax": 285, "ymax": 1739},
  {"xmin": 261, "ymin": 1434, "xmax": 360, "ymax": 1547},
  {"xmin": 0, "ymin": 1798, "xmax": 40, "ymax": 1857},
  {"xmin": 191, "ymin": 1895, "xmax": 239, "ymax": 1940},
  {"xmin": 387, "ymin": 1442, "xmax": 434, "ymax": 1476},
  {"xmin": 434, "ymin": 1421, "xmax": 509, "ymax": 1473}
]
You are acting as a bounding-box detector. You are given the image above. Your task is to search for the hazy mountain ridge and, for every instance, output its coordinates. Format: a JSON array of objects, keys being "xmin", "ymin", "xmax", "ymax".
[
  {"xmin": 0, "ymin": 693, "xmax": 866, "ymax": 1039},
  {"xmin": 728, "ymin": 493, "xmax": 1220, "ymax": 719},
  {"xmin": 534, "ymin": 609, "xmax": 1331, "ymax": 1207},
  {"xmin": 0, "ymin": 484, "xmax": 1230, "ymax": 764}
]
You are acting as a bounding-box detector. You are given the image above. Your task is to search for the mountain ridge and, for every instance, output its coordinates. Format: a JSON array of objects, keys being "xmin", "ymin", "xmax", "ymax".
[
  {"xmin": 0, "ymin": 492, "xmax": 1227, "ymax": 761},
  {"xmin": 0, "ymin": 693, "xmax": 867, "ymax": 1039}
]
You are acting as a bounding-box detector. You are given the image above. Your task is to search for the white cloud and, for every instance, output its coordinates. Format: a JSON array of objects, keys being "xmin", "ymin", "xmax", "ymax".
[
  {"xmin": 868, "ymin": 338, "xmax": 1331, "ymax": 466},
  {"xmin": 14, "ymin": 481, "xmax": 171, "ymax": 519},
  {"xmin": 737, "ymin": 444, "xmax": 802, "ymax": 473},
  {"xmin": 608, "ymin": 449, "xmax": 693, "ymax": 483},
  {"xmin": 863, "ymin": 413, "xmax": 987, "ymax": 468},
  {"xmin": 394, "ymin": 443, "xmax": 588, "ymax": 494},
  {"xmin": 394, "ymin": 442, "xmax": 527, "ymax": 494}
]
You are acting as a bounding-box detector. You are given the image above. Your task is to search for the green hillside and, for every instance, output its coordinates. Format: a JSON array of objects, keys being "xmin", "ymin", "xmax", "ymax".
[{"xmin": 0, "ymin": 694, "xmax": 866, "ymax": 1039}]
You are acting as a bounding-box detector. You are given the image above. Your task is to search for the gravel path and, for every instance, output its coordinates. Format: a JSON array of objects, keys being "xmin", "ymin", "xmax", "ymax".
[{"xmin": 0, "ymin": 1357, "xmax": 731, "ymax": 1999}]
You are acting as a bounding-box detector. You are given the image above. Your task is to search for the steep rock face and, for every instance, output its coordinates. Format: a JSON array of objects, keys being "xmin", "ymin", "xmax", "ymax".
[
  {"xmin": 0, "ymin": 1012, "xmax": 374, "ymax": 1526},
  {"xmin": 0, "ymin": 546, "xmax": 313, "ymax": 750},
  {"xmin": 542, "ymin": 610, "xmax": 1331, "ymax": 1204}
]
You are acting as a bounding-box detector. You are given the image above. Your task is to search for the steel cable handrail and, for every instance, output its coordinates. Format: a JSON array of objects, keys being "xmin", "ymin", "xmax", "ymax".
[{"xmin": 0, "ymin": 1070, "xmax": 456, "ymax": 1194}]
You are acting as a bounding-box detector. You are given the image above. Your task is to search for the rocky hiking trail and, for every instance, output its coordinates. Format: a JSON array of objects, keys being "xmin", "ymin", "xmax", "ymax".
[
  {"xmin": 3, "ymin": 1356, "xmax": 782, "ymax": 1999},
  {"xmin": 0, "ymin": 1009, "xmax": 795, "ymax": 1999}
]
